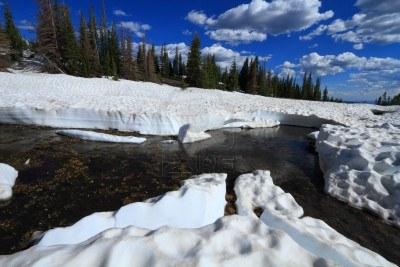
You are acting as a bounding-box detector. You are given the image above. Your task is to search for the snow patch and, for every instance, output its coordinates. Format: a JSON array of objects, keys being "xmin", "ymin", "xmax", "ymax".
[
  {"xmin": 317, "ymin": 124, "xmax": 400, "ymax": 227},
  {"xmin": 0, "ymin": 163, "xmax": 18, "ymax": 201},
  {"xmin": 56, "ymin": 129, "xmax": 146, "ymax": 144},
  {"xmin": 178, "ymin": 124, "xmax": 212, "ymax": 143},
  {"xmin": 235, "ymin": 170, "xmax": 396, "ymax": 267},
  {"xmin": 37, "ymin": 173, "xmax": 227, "ymax": 246}
]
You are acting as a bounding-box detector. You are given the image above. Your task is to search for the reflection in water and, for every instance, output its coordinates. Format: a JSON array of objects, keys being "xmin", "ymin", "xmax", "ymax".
[{"xmin": 0, "ymin": 124, "xmax": 399, "ymax": 264}]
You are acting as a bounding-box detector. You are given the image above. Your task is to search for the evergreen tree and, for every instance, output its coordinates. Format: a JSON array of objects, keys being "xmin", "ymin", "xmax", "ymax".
[
  {"xmin": 136, "ymin": 42, "xmax": 146, "ymax": 79},
  {"xmin": 178, "ymin": 53, "xmax": 185, "ymax": 77},
  {"xmin": 120, "ymin": 32, "xmax": 136, "ymax": 80},
  {"xmin": 160, "ymin": 45, "xmax": 170, "ymax": 78},
  {"xmin": 87, "ymin": 7, "xmax": 101, "ymax": 76},
  {"xmin": 186, "ymin": 34, "xmax": 201, "ymax": 87},
  {"xmin": 3, "ymin": 4, "xmax": 24, "ymax": 60},
  {"xmin": 247, "ymin": 58, "xmax": 258, "ymax": 94},
  {"xmin": 37, "ymin": 0, "xmax": 60, "ymax": 70},
  {"xmin": 322, "ymin": 87, "xmax": 329, "ymax": 101},
  {"xmin": 146, "ymin": 45, "xmax": 157, "ymax": 82},
  {"xmin": 79, "ymin": 12, "xmax": 90, "ymax": 77},
  {"xmin": 227, "ymin": 60, "xmax": 239, "ymax": 91},
  {"xmin": 55, "ymin": 4, "xmax": 80, "ymax": 75},
  {"xmin": 108, "ymin": 23, "xmax": 121, "ymax": 77},
  {"xmin": 257, "ymin": 66, "xmax": 267, "ymax": 96},
  {"xmin": 0, "ymin": 24, "xmax": 11, "ymax": 68},
  {"xmin": 313, "ymin": 77, "xmax": 322, "ymax": 101},
  {"xmin": 239, "ymin": 58, "xmax": 249, "ymax": 91},
  {"xmin": 172, "ymin": 46, "xmax": 179, "ymax": 77}
]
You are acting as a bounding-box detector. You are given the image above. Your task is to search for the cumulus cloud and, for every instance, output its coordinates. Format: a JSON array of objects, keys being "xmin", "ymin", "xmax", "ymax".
[
  {"xmin": 206, "ymin": 29, "xmax": 267, "ymax": 44},
  {"xmin": 118, "ymin": 21, "xmax": 151, "ymax": 38},
  {"xmin": 113, "ymin": 9, "xmax": 129, "ymax": 17},
  {"xmin": 280, "ymin": 52, "xmax": 400, "ymax": 97},
  {"xmin": 300, "ymin": 0, "xmax": 400, "ymax": 47},
  {"xmin": 187, "ymin": 0, "xmax": 333, "ymax": 44}
]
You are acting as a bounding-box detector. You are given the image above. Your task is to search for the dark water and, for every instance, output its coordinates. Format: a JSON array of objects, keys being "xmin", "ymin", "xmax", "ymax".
[{"xmin": 0, "ymin": 124, "xmax": 399, "ymax": 264}]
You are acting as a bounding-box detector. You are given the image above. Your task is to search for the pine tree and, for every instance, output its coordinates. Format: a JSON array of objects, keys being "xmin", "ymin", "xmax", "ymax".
[
  {"xmin": 247, "ymin": 58, "xmax": 258, "ymax": 94},
  {"xmin": 0, "ymin": 24, "xmax": 11, "ymax": 69},
  {"xmin": 87, "ymin": 7, "xmax": 101, "ymax": 76},
  {"xmin": 227, "ymin": 60, "xmax": 239, "ymax": 91},
  {"xmin": 108, "ymin": 23, "xmax": 121, "ymax": 77},
  {"xmin": 313, "ymin": 77, "xmax": 322, "ymax": 101},
  {"xmin": 178, "ymin": 53, "xmax": 185, "ymax": 77},
  {"xmin": 120, "ymin": 32, "xmax": 136, "ymax": 80},
  {"xmin": 146, "ymin": 45, "xmax": 157, "ymax": 82},
  {"xmin": 79, "ymin": 12, "xmax": 91, "ymax": 77},
  {"xmin": 173, "ymin": 46, "xmax": 179, "ymax": 77},
  {"xmin": 160, "ymin": 45, "xmax": 170, "ymax": 78},
  {"xmin": 257, "ymin": 66, "xmax": 267, "ymax": 96},
  {"xmin": 37, "ymin": 0, "xmax": 60, "ymax": 70},
  {"xmin": 55, "ymin": 4, "xmax": 80, "ymax": 75},
  {"xmin": 322, "ymin": 87, "xmax": 329, "ymax": 101},
  {"xmin": 186, "ymin": 34, "xmax": 201, "ymax": 87},
  {"xmin": 239, "ymin": 58, "xmax": 249, "ymax": 91},
  {"xmin": 136, "ymin": 42, "xmax": 146, "ymax": 79},
  {"xmin": 3, "ymin": 4, "xmax": 24, "ymax": 60}
]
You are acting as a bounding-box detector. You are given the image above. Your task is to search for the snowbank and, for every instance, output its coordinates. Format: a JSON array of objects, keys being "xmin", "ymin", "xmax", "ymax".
[
  {"xmin": 56, "ymin": 129, "xmax": 146, "ymax": 144},
  {"xmin": 0, "ymin": 216, "xmax": 340, "ymax": 267},
  {"xmin": 235, "ymin": 171, "xmax": 396, "ymax": 267},
  {"xmin": 38, "ymin": 173, "xmax": 227, "ymax": 246},
  {"xmin": 0, "ymin": 72, "xmax": 350, "ymax": 138},
  {"xmin": 317, "ymin": 124, "xmax": 400, "ymax": 227},
  {"xmin": 0, "ymin": 163, "xmax": 18, "ymax": 201}
]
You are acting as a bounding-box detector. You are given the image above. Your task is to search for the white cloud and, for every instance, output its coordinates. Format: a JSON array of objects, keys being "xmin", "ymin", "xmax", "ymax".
[
  {"xmin": 206, "ymin": 29, "xmax": 267, "ymax": 44},
  {"xmin": 187, "ymin": 0, "xmax": 333, "ymax": 44},
  {"xmin": 118, "ymin": 21, "xmax": 151, "ymax": 38},
  {"xmin": 113, "ymin": 9, "xmax": 129, "ymax": 17},
  {"xmin": 18, "ymin": 20, "xmax": 35, "ymax": 31},
  {"xmin": 280, "ymin": 52, "xmax": 400, "ymax": 98},
  {"xmin": 300, "ymin": 0, "xmax": 400, "ymax": 47},
  {"xmin": 186, "ymin": 10, "xmax": 215, "ymax": 26},
  {"xmin": 353, "ymin": 43, "xmax": 364, "ymax": 50}
]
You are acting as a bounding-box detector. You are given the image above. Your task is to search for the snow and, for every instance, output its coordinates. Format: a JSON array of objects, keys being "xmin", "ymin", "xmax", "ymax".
[
  {"xmin": 178, "ymin": 124, "xmax": 212, "ymax": 143},
  {"xmin": 307, "ymin": 131, "xmax": 320, "ymax": 142},
  {"xmin": 235, "ymin": 170, "xmax": 396, "ymax": 267},
  {"xmin": 0, "ymin": 163, "xmax": 18, "ymax": 201},
  {"xmin": 56, "ymin": 129, "xmax": 146, "ymax": 144},
  {"xmin": 38, "ymin": 173, "xmax": 227, "ymax": 246},
  {"xmin": 0, "ymin": 171, "xmax": 395, "ymax": 267},
  {"xmin": 317, "ymin": 124, "xmax": 400, "ymax": 227}
]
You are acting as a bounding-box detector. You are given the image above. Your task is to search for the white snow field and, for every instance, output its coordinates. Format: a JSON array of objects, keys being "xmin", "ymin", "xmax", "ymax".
[
  {"xmin": 0, "ymin": 171, "xmax": 395, "ymax": 267},
  {"xmin": 0, "ymin": 163, "xmax": 18, "ymax": 201},
  {"xmin": 56, "ymin": 129, "xmax": 146, "ymax": 144}
]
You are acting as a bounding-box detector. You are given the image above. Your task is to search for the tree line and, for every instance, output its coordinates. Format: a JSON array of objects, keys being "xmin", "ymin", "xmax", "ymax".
[
  {"xmin": 0, "ymin": 1, "xmax": 339, "ymax": 102},
  {"xmin": 375, "ymin": 92, "xmax": 400, "ymax": 106}
]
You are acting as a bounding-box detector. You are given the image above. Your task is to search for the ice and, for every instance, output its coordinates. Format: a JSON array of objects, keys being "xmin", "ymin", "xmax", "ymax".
[
  {"xmin": 56, "ymin": 129, "xmax": 146, "ymax": 144},
  {"xmin": 317, "ymin": 124, "xmax": 400, "ymax": 227},
  {"xmin": 38, "ymin": 173, "xmax": 227, "ymax": 246},
  {"xmin": 0, "ymin": 163, "xmax": 18, "ymax": 201},
  {"xmin": 235, "ymin": 171, "xmax": 396, "ymax": 267},
  {"xmin": 307, "ymin": 131, "xmax": 320, "ymax": 142}
]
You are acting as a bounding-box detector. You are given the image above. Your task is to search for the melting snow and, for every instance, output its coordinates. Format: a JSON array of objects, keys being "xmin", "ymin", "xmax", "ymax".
[{"xmin": 0, "ymin": 163, "xmax": 18, "ymax": 201}]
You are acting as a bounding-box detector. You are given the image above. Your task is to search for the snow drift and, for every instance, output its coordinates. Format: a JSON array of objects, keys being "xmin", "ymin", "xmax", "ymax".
[
  {"xmin": 0, "ymin": 163, "xmax": 18, "ymax": 201},
  {"xmin": 56, "ymin": 129, "xmax": 146, "ymax": 144}
]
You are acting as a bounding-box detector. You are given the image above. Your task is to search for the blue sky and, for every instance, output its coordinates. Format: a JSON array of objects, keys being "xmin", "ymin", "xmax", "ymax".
[{"xmin": 1, "ymin": 0, "xmax": 400, "ymax": 102}]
